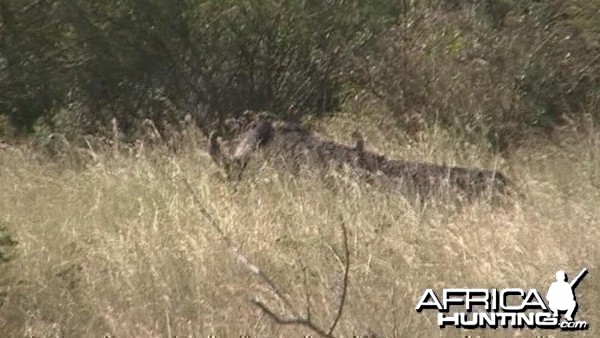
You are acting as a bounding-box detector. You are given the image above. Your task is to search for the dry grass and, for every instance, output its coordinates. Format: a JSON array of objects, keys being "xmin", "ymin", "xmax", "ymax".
[{"xmin": 0, "ymin": 116, "xmax": 599, "ymax": 337}]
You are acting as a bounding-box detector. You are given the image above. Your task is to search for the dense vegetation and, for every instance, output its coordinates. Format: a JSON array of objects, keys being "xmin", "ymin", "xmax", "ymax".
[
  {"xmin": 1, "ymin": 2, "xmax": 599, "ymax": 336},
  {"xmin": 1, "ymin": 0, "xmax": 599, "ymax": 149}
]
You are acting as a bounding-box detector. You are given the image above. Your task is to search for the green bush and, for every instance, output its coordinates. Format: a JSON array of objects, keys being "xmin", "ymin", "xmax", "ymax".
[
  {"xmin": 345, "ymin": 0, "xmax": 599, "ymax": 150},
  {"xmin": 0, "ymin": 0, "xmax": 75, "ymax": 132},
  {"xmin": 1, "ymin": 1, "xmax": 597, "ymax": 149},
  {"xmin": 1, "ymin": 0, "xmax": 396, "ymax": 135}
]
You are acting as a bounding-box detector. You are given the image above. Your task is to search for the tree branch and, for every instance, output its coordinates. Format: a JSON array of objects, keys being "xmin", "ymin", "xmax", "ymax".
[
  {"xmin": 328, "ymin": 221, "xmax": 350, "ymax": 336},
  {"xmin": 183, "ymin": 178, "xmax": 351, "ymax": 338}
]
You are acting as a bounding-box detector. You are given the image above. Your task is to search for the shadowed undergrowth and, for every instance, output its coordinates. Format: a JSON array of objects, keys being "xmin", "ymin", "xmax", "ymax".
[{"xmin": 0, "ymin": 118, "xmax": 598, "ymax": 336}]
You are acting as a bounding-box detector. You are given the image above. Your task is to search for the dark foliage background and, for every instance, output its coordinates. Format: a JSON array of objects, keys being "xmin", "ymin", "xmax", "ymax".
[{"xmin": 1, "ymin": 0, "xmax": 598, "ymax": 149}]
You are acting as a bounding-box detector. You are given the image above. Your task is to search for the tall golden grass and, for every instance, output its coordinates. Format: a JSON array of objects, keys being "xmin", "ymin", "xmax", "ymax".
[{"xmin": 0, "ymin": 115, "xmax": 598, "ymax": 337}]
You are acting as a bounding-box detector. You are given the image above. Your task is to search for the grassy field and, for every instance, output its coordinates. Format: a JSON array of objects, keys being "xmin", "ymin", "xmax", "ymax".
[{"xmin": 0, "ymin": 116, "xmax": 599, "ymax": 337}]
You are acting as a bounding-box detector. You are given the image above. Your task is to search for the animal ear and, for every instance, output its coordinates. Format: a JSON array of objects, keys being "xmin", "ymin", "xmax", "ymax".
[
  {"xmin": 208, "ymin": 130, "xmax": 222, "ymax": 166},
  {"xmin": 209, "ymin": 130, "xmax": 240, "ymax": 180},
  {"xmin": 351, "ymin": 130, "xmax": 364, "ymax": 152}
]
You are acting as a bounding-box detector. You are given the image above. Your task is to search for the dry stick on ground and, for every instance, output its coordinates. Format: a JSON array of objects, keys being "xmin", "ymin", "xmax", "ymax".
[
  {"xmin": 182, "ymin": 178, "xmax": 298, "ymax": 316},
  {"xmin": 328, "ymin": 221, "xmax": 350, "ymax": 336},
  {"xmin": 182, "ymin": 178, "xmax": 351, "ymax": 337},
  {"xmin": 251, "ymin": 221, "xmax": 350, "ymax": 338}
]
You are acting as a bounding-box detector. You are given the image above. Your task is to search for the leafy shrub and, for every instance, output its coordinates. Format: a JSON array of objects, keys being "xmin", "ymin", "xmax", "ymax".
[
  {"xmin": 1, "ymin": 0, "xmax": 597, "ymax": 149},
  {"xmin": 0, "ymin": 0, "xmax": 396, "ymax": 135},
  {"xmin": 346, "ymin": 1, "xmax": 599, "ymax": 150}
]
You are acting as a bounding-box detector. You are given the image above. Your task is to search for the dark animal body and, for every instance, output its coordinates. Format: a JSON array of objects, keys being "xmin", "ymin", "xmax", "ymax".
[{"xmin": 209, "ymin": 116, "xmax": 510, "ymax": 200}]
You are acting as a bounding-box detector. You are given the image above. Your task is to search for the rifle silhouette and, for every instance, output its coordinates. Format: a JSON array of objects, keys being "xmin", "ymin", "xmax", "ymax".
[{"xmin": 570, "ymin": 268, "xmax": 588, "ymax": 289}]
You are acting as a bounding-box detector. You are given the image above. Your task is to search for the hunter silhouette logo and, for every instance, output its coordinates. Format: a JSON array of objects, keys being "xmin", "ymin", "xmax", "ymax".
[
  {"xmin": 415, "ymin": 268, "xmax": 589, "ymax": 330},
  {"xmin": 546, "ymin": 268, "xmax": 587, "ymax": 322}
]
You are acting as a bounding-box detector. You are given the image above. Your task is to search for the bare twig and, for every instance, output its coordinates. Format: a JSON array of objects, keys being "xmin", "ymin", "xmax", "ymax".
[
  {"xmin": 327, "ymin": 221, "xmax": 350, "ymax": 336},
  {"xmin": 302, "ymin": 267, "xmax": 312, "ymax": 321},
  {"xmin": 183, "ymin": 178, "xmax": 351, "ymax": 338},
  {"xmin": 250, "ymin": 221, "xmax": 351, "ymax": 338},
  {"xmin": 251, "ymin": 300, "xmax": 331, "ymax": 337},
  {"xmin": 111, "ymin": 117, "xmax": 120, "ymax": 159},
  {"xmin": 182, "ymin": 178, "xmax": 299, "ymax": 317}
]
